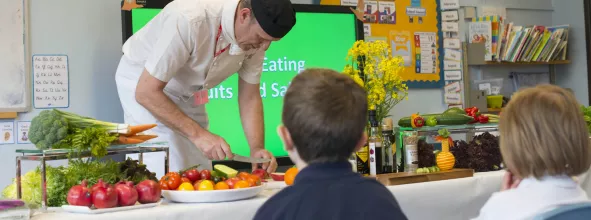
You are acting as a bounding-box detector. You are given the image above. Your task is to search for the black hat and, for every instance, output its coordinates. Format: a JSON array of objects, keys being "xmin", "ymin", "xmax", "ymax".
[{"xmin": 251, "ymin": 0, "xmax": 296, "ymax": 38}]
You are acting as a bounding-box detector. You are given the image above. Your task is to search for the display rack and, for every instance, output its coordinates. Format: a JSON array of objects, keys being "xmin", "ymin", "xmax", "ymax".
[
  {"xmin": 395, "ymin": 123, "xmax": 499, "ymax": 171},
  {"xmin": 15, "ymin": 142, "xmax": 170, "ymax": 209}
]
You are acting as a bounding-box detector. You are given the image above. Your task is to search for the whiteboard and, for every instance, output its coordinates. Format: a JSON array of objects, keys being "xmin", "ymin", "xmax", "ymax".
[{"xmin": 0, "ymin": 0, "xmax": 29, "ymax": 112}]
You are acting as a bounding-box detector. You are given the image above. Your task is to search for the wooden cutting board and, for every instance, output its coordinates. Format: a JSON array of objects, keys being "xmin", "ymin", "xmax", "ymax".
[{"xmin": 374, "ymin": 169, "xmax": 474, "ymax": 186}]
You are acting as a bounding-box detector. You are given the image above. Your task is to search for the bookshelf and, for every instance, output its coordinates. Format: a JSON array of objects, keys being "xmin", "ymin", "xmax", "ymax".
[
  {"xmin": 465, "ymin": 43, "xmax": 570, "ymax": 66},
  {"xmin": 481, "ymin": 60, "xmax": 571, "ymax": 65},
  {"xmin": 462, "ymin": 43, "xmax": 570, "ymax": 109}
]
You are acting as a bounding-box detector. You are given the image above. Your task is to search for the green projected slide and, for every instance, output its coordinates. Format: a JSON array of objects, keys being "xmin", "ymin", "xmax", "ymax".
[{"xmin": 130, "ymin": 9, "xmax": 357, "ymax": 157}]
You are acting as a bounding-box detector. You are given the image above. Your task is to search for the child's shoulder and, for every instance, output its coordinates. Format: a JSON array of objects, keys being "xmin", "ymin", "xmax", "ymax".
[{"xmin": 475, "ymin": 189, "xmax": 542, "ymax": 220}]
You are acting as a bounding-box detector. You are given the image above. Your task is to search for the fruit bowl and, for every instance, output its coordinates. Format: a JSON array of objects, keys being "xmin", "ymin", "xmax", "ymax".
[{"xmin": 161, "ymin": 184, "xmax": 266, "ymax": 203}]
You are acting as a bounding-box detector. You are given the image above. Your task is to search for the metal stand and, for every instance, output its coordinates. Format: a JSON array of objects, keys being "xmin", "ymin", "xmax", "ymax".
[{"xmin": 15, "ymin": 142, "xmax": 170, "ymax": 210}]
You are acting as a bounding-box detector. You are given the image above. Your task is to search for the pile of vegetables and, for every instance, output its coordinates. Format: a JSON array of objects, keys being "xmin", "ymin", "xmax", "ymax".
[
  {"xmin": 2, "ymin": 166, "xmax": 67, "ymax": 207},
  {"xmin": 416, "ymin": 166, "xmax": 440, "ymax": 174},
  {"xmin": 3, "ymin": 110, "xmax": 163, "ymax": 207},
  {"xmin": 29, "ymin": 109, "xmax": 158, "ymax": 156},
  {"xmin": 417, "ymin": 139, "xmax": 435, "ymax": 168},
  {"xmin": 397, "ymin": 107, "xmax": 499, "ymax": 128},
  {"xmin": 464, "ymin": 107, "xmax": 499, "ymax": 124},
  {"xmin": 451, "ymin": 132, "xmax": 502, "ymax": 172},
  {"xmin": 120, "ymin": 158, "xmax": 158, "ymax": 184},
  {"xmin": 2, "ymin": 158, "xmax": 157, "ymax": 207}
]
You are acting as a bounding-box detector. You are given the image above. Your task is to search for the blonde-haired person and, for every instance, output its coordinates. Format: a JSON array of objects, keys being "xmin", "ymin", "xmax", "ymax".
[{"xmin": 473, "ymin": 84, "xmax": 591, "ymax": 220}]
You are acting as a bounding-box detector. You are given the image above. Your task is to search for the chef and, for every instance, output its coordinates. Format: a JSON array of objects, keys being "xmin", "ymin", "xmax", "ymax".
[{"xmin": 115, "ymin": 0, "xmax": 296, "ymax": 177}]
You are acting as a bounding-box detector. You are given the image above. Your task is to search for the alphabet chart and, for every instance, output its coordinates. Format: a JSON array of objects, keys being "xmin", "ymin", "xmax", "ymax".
[{"xmin": 32, "ymin": 55, "xmax": 70, "ymax": 108}]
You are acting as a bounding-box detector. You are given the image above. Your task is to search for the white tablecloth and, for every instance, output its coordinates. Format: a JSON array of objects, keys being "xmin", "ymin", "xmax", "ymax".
[{"xmin": 31, "ymin": 170, "xmax": 591, "ymax": 220}]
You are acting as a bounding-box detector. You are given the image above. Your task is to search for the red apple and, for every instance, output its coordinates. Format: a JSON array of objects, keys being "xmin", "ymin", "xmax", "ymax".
[{"xmin": 270, "ymin": 173, "xmax": 285, "ymax": 181}]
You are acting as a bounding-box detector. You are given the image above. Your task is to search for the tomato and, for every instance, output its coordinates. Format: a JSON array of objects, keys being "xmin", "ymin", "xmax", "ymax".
[
  {"xmin": 193, "ymin": 180, "xmax": 203, "ymax": 190},
  {"xmin": 178, "ymin": 182, "xmax": 195, "ymax": 191},
  {"xmin": 159, "ymin": 179, "xmax": 170, "ymax": 190},
  {"xmin": 198, "ymin": 180, "xmax": 215, "ymax": 191},
  {"xmin": 166, "ymin": 172, "xmax": 182, "ymax": 180},
  {"xmin": 214, "ymin": 182, "xmax": 230, "ymax": 190},
  {"xmin": 200, "ymin": 170, "xmax": 212, "ymax": 180},
  {"xmin": 225, "ymin": 178, "xmax": 237, "ymax": 189},
  {"xmin": 247, "ymin": 175, "xmax": 261, "ymax": 186},
  {"xmin": 234, "ymin": 180, "xmax": 250, "ymax": 189},
  {"xmin": 164, "ymin": 173, "xmax": 182, "ymax": 190},
  {"xmin": 181, "ymin": 177, "xmax": 191, "ymax": 183},
  {"xmin": 245, "ymin": 178, "xmax": 255, "ymax": 187},
  {"xmin": 183, "ymin": 169, "xmax": 201, "ymax": 182},
  {"xmin": 238, "ymin": 172, "xmax": 250, "ymax": 180}
]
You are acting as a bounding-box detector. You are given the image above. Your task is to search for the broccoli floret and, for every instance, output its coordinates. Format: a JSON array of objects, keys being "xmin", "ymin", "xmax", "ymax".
[{"xmin": 29, "ymin": 110, "xmax": 70, "ymax": 150}]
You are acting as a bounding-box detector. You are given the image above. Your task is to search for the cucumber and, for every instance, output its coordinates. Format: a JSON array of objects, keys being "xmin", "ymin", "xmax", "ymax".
[
  {"xmin": 443, "ymin": 107, "xmax": 466, "ymax": 115},
  {"xmin": 398, "ymin": 113, "xmax": 474, "ymax": 127},
  {"xmin": 397, "ymin": 114, "xmax": 440, "ymax": 127},
  {"xmin": 436, "ymin": 113, "xmax": 474, "ymax": 125},
  {"xmin": 213, "ymin": 164, "xmax": 238, "ymax": 178}
]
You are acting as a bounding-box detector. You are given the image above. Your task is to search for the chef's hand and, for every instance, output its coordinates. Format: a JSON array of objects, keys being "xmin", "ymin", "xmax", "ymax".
[
  {"xmin": 501, "ymin": 170, "xmax": 521, "ymax": 191},
  {"xmin": 193, "ymin": 131, "xmax": 233, "ymax": 160},
  {"xmin": 251, "ymin": 148, "xmax": 277, "ymax": 173}
]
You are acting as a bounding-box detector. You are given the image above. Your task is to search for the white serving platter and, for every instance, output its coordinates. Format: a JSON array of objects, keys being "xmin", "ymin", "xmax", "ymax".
[
  {"xmin": 161, "ymin": 184, "xmax": 265, "ymax": 203},
  {"xmin": 61, "ymin": 201, "xmax": 160, "ymax": 214}
]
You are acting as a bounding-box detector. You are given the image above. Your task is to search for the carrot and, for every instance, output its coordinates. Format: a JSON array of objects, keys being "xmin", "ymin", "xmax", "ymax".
[
  {"xmin": 126, "ymin": 134, "xmax": 158, "ymax": 141},
  {"xmin": 117, "ymin": 136, "xmax": 146, "ymax": 144},
  {"xmin": 127, "ymin": 124, "xmax": 157, "ymax": 136}
]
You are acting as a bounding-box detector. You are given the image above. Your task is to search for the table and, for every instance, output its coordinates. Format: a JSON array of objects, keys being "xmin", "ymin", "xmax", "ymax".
[
  {"xmin": 30, "ymin": 170, "xmax": 591, "ymax": 220},
  {"xmin": 390, "ymin": 171, "xmax": 504, "ymax": 220}
]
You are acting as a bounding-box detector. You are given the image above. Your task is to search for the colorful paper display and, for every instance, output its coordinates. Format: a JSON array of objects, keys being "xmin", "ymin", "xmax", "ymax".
[{"xmin": 321, "ymin": 0, "xmax": 442, "ymax": 87}]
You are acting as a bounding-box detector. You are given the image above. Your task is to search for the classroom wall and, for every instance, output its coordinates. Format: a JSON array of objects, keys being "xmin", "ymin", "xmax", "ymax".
[
  {"xmin": 1, "ymin": 0, "xmax": 588, "ymax": 189},
  {"xmin": 552, "ymin": 0, "xmax": 589, "ymax": 105},
  {"xmin": 0, "ymin": 0, "xmax": 124, "ymax": 189}
]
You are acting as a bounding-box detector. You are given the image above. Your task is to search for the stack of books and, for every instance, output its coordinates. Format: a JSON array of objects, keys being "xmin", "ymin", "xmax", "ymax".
[{"xmin": 468, "ymin": 16, "xmax": 569, "ymax": 63}]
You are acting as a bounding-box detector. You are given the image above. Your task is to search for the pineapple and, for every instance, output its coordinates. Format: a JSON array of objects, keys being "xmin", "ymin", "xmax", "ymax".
[{"xmin": 435, "ymin": 129, "xmax": 455, "ymax": 171}]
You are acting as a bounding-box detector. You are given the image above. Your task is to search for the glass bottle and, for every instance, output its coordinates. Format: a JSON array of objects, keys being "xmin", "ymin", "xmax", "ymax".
[
  {"xmin": 381, "ymin": 123, "xmax": 395, "ymax": 173},
  {"xmin": 349, "ymin": 153, "xmax": 357, "ymax": 173},
  {"xmin": 368, "ymin": 110, "xmax": 382, "ymax": 176},
  {"xmin": 355, "ymin": 129, "xmax": 370, "ymax": 176},
  {"xmin": 402, "ymin": 131, "xmax": 419, "ymax": 172}
]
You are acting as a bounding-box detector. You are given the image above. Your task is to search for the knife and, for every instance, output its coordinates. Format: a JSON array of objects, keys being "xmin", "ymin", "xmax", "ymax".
[{"xmin": 232, "ymin": 154, "xmax": 272, "ymax": 163}]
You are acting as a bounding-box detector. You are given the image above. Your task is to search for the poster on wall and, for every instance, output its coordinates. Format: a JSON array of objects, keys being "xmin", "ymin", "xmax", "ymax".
[
  {"xmin": 390, "ymin": 30, "xmax": 412, "ymax": 66},
  {"xmin": 32, "ymin": 55, "xmax": 70, "ymax": 109},
  {"xmin": 364, "ymin": 1, "xmax": 379, "ymax": 23},
  {"xmin": 0, "ymin": 122, "xmax": 14, "ymax": 145},
  {"xmin": 378, "ymin": 1, "xmax": 396, "ymax": 24},
  {"xmin": 320, "ymin": 0, "xmax": 444, "ymax": 88},
  {"xmin": 414, "ymin": 32, "xmax": 437, "ymax": 74},
  {"xmin": 17, "ymin": 121, "xmax": 31, "ymax": 144}
]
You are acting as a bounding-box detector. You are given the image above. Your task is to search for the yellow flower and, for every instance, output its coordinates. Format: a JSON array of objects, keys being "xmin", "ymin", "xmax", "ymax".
[{"xmin": 342, "ymin": 40, "xmax": 409, "ymax": 116}]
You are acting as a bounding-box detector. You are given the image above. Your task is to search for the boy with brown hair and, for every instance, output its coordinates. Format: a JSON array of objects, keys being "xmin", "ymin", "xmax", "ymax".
[
  {"xmin": 253, "ymin": 68, "xmax": 407, "ymax": 220},
  {"xmin": 474, "ymin": 84, "xmax": 591, "ymax": 220}
]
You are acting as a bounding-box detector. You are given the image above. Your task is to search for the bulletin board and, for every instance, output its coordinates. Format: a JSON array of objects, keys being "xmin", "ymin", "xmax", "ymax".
[{"xmin": 320, "ymin": 0, "xmax": 445, "ymax": 88}]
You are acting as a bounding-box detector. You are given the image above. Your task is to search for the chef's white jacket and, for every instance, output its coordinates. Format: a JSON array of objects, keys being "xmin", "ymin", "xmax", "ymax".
[{"xmin": 115, "ymin": 0, "xmax": 264, "ymax": 177}]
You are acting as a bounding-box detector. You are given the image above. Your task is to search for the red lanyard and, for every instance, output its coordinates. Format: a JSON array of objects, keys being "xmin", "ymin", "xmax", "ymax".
[{"xmin": 214, "ymin": 25, "xmax": 231, "ymax": 57}]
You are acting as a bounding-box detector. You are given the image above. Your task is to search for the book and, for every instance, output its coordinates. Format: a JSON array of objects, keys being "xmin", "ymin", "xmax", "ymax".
[{"xmin": 469, "ymin": 18, "xmax": 493, "ymax": 61}]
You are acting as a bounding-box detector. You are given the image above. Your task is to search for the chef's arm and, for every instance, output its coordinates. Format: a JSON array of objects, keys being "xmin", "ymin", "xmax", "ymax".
[
  {"xmin": 238, "ymin": 77, "xmax": 265, "ymax": 151},
  {"xmin": 135, "ymin": 69, "xmax": 207, "ymax": 140}
]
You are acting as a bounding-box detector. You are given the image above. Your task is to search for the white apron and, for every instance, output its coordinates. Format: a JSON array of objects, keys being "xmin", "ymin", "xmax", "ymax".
[
  {"xmin": 115, "ymin": 56, "xmax": 212, "ymax": 178},
  {"xmin": 115, "ymin": 48, "xmax": 247, "ymax": 178}
]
